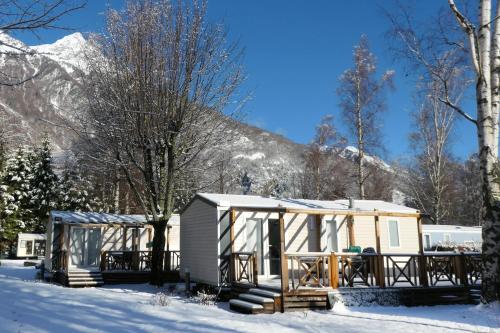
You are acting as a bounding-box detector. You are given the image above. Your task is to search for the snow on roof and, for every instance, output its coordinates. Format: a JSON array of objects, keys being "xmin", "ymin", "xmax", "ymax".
[
  {"xmin": 196, "ymin": 193, "xmax": 418, "ymax": 213},
  {"xmin": 17, "ymin": 233, "xmax": 46, "ymax": 239},
  {"xmin": 50, "ymin": 211, "xmax": 180, "ymax": 226},
  {"xmin": 422, "ymin": 224, "xmax": 482, "ymax": 233}
]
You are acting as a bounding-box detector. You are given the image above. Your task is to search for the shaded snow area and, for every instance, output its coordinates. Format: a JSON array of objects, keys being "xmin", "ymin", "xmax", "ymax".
[{"xmin": 0, "ymin": 263, "xmax": 498, "ymax": 333}]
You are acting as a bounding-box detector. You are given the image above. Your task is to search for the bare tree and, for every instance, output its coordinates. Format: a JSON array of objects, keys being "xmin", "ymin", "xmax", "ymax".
[
  {"xmin": 387, "ymin": 0, "xmax": 500, "ymax": 303},
  {"xmin": 77, "ymin": 0, "xmax": 244, "ymax": 285},
  {"xmin": 337, "ymin": 35, "xmax": 394, "ymax": 199},
  {"xmin": 406, "ymin": 70, "xmax": 464, "ymax": 225},
  {"xmin": 0, "ymin": 0, "xmax": 86, "ymax": 86},
  {"xmin": 302, "ymin": 115, "xmax": 346, "ymax": 200}
]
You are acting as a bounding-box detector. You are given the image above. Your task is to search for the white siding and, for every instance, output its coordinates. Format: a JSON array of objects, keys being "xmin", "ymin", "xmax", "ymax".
[
  {"xmin": 180, "ymin": 199, "xmax": 218, "ymax": 285},
  {"xmin": 168, "ymin": 225, "xmax": 180, "ymax": 251}
]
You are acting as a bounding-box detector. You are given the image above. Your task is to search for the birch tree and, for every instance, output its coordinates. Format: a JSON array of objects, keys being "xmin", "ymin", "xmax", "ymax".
[
  {"xmin": 407, "ymin": 73, "xmax": 462, "ymax": 225},
  {"xmin": 78, "ymin": 0, "xmax": 244, "ymax": 285},
  {"xmin": 388, "ymin": 0, "xmax": 500, "ymax": 303},
  {"xmin": 337, "ymin": 35, "xmax": 394, "ymax": 199}
]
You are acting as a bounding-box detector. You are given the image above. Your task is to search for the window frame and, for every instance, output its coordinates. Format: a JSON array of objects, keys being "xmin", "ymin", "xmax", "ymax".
[{"xmin": 387, "ymin": 219, "xmax": 401, "ymax": 248}]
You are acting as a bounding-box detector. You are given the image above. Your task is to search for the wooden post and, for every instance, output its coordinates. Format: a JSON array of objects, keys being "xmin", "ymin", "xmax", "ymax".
[
  {"xmin": 374, "ymin": 214, "xmax": 384, "ymax": 288},
  {"xmin": 122, "ymin": 226, "xmax": 127, "ymax": 250},
  {"xmin": 252, "ymin": 252, "xmax": 258, "ymax": 286},
  {"xmin": 457, "ymin": 253, "xmax": 467, "ymax": 286},
  {"xmin": 329, "ymin": 253, "xmax": 339, "ymax": 289},
  {"xmin": 347, "ymin": 215, "xmax": 355, "ymax": 247},
  {"xmin": 147, "ymin": 227, "xmax": 152, "ymax": 244},
  {"xmin": 417, "ymin": 215, "xmax": 428, "ymax": 287},
  {"xmin": 100, "ymin": 252, "xmax": 106, "ymax": 271},
  {"xmin": 65, "ymin": 225, "xmax": 70, "ymax": 271},
  {"xmin": 278, "ymin": 211, "xmax": 287, "ymax": 313},
  {"xmin": 374, "ymin": 214, "xmax": 381, "ymax": 254}
]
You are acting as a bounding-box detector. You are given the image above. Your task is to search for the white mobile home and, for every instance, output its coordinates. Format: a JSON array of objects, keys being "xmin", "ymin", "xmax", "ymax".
[
  {"xmin": 180, "ymin": 193, "xmax": 422, "ymax": 287},
  {"xmin": 17, "ymin": 233, "xmax": 46, "ymax": 258},
  {"xmin": 45, "ymin": 211, "xmax": 180, "ymax": 286},
  {"xmin": 422, "ymin": 224, "xmax": 482, "ymax": 250}
]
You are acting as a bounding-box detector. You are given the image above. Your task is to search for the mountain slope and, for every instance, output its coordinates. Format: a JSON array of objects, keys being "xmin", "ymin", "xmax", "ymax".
[{"xmin": 0, "ymin": 32, "xmax": 397, "ymax": 200}]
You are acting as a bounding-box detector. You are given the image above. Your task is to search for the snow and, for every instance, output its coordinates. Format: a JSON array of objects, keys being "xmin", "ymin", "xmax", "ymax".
[
  {"xmin": 233, "ymin": 152, "xmax": 266, "ymax": 160},
  {"xmin": 197, "ymin": 193, "xmax": 418, "ymax": 213},
  {"xmin": 341, "ymin": 146, "xmax": 393, "ymax": 172},
  {"xmin": 0, "ymin": 263, "xmax": 498, "ymax": 333},
  {"xmin": 31, "ymin": 33, "xmax": 87, "ymax": 73}
]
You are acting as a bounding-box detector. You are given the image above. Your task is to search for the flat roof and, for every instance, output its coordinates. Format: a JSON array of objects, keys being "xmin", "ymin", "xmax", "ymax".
[
  {"xmin": 18, "ymin": 233, "xmax": 46, "ymax": 239},
  {"xmin": 196, "ymin": 193, "xmax": 419, "ymax": 214},
  {"xmin": 50, "ymin": 211, "xmax": 180, "ymax": 226},
  {"xmin": 422, "ymin": 224, "xmax": 482, "ymax": 232}
]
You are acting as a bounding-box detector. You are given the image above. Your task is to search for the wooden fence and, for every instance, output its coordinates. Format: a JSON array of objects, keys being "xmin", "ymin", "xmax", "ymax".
[
  {"xmin": 100, "ymin": 250, "xmax": 180, "ymax": 272},
  {"xmin": 282, "ymin": 252, "xmax": 482, "ymax": 291}
]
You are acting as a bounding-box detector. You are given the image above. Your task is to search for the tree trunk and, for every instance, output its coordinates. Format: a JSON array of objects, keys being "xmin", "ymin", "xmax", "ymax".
[
  {"xmin": 150, "ymin": 218, "xmax": 167, "ymax": 286},
  {"xmin": 477, "ymin": 0, "xmax": 500, "ymax": 303}
]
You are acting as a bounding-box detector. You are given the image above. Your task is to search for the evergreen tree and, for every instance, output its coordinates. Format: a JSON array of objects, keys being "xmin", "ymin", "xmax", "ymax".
[
  {"xmin": 29, "ymin": 136, "xmax": 59, "ymax": 232},
  {"xmin": 0, "ymin": 147, "xmax": 33, "ymax": 252},
  {"xmin": 57, "ymin": 163, "xmax": 100, "ymax": 212}
]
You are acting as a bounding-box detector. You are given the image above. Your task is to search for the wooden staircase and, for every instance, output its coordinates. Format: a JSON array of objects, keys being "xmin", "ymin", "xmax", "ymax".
[
  {"xmin": 67, "ymin": 270, "xmax": 104, "ymax": 287},
  {"xmin": 229, "ymin": 287, "xmax": 281, "ymax": 314}
]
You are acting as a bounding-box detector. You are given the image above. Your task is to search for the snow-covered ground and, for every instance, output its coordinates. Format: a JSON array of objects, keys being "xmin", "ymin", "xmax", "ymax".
[{"xmin": 0, "ymin": 261, "xmax": 498, "ymax": 333}]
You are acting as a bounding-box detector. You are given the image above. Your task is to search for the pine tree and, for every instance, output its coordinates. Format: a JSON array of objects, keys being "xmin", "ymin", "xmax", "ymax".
[
  {"xmin": 29, "ymin": 136, "xmax": 59, "ymax": 232},
  {"xmin": 57, "ymin": 163, "xmax": 100, "ymax": 212},
  {"xmin": 0, "ymin": 147, "xmax": 34, "ymax": 252}
]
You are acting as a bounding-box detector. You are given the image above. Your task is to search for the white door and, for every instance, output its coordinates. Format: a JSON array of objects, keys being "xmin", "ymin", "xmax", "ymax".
[
  {"xmin": 326, "ymin": 219, "xmax": 339, "ymax": 252},
  {"xmin": 246, "ymin": 218, "xmax": 281, "ymax": 279},
  {"xmin": 70, "ymin": 227, "xmax": 102, "ymax": 268}
]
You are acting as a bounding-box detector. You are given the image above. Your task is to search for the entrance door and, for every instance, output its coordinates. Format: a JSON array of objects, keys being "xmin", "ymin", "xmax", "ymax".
[
  {"xmin": 70, "ymin": 227, "xmax": 101, "ymax": 268},
  {"xmin": 268, "ymin": 219, "xmax": 281, "ymax": 276}
]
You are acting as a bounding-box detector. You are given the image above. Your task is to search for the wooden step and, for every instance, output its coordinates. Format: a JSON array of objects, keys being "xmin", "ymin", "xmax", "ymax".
[
  {"xmin": 239, "ymin": 293, "xmax": 275, "ymax": 305},
  {"xmin": 248, "ymin": 288, "xmax": 281, "ymax": 299},
  {"xmin": 68, "ymin": 280, "xmax": 104, "ymax": 287},
  {"xmin": 229, "ymin": 299, "xmax": 264, "ymax": 314}
]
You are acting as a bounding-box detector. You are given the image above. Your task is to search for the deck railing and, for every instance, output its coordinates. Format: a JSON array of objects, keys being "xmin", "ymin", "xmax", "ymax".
[
  {"xmin": 100, "ymin": 250, "xmax": 180, "ymax": 272},
  {"xmin": 283, "ymin": 252, "xmax": 482, "ymax": 292},
  {"xmin": 229, "ymin": 252, "xmax": 258, "ymax": 286}
]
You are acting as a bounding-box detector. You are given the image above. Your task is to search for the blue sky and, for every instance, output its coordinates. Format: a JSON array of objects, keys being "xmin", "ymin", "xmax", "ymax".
[{"xmin": 16, "ymin": 0, "xmax": 478, "ymax": 161}]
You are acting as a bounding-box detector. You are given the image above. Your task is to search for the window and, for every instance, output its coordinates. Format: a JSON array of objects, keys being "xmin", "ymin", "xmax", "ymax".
[
  {"xmin": 388, "ymin": 220, "xmax": 400, "ymax": 247},
  {"xmin": 424, "ymin": 234, "xmax": 431, "ymax": 250},
  {"xmin": 26, "ymin": 240, "xmax": 33, "ymax": 255}
]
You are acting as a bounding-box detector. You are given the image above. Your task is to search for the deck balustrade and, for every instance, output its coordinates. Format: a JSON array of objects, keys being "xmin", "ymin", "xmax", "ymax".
[
  {"xmin": 100, "ymin": 250, "xmax": 180, "ymax": 272},
  {"xmin": 258, "ymin": 252, "xmax": 482, "ymax": 292}
]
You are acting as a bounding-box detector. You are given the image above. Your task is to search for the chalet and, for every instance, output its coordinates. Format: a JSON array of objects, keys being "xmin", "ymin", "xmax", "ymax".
[
  {"xmin": 180, "ymin": 193, "xmax": 482, "ymax": 313},
  {"xmin": 16, "ymin": 233, "xmax": 46, "ymax": 258},
  {"xmin": 422, "ymin": 224, "xmax": 482, "ymax": 251},
  {"xmin": 44, "ymin": 211, "xmax": 180, "ymax": 287}
]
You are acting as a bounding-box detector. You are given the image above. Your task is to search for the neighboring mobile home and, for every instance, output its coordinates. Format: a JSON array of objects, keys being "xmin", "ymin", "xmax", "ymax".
[
  {"xmin": 17, "ymin": 233, "xmax": 46, "ymax": 258},
  {"xmin": 45, "ymin": 211, "xmax": 180, "ymax": 287},
  {"xmin": 180, "ymin": 193, "xmax": 422, "ymax": 286},
  {"xmin": 422, "ymin": 224, "xmax": 482, "ymax": 251}
]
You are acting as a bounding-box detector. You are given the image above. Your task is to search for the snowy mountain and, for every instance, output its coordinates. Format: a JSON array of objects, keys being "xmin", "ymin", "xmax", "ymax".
[
  {"xmin": 31, "ymin": 33, "xmax": 87, "ymax": 74},
  {"xmin": 0, "ymin": 32, "xmax": 85, "ymax": 151},
  {"xmin": 340, "ymin": 146, "xmax": 393, "ymax": 172},
  {"xmin": 0, "ymin": 32, "xmax": 396, "ymax": 197}
]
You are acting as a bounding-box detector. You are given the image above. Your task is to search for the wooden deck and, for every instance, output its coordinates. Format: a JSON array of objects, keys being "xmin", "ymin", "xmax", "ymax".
[
  {"xmin": 226, "ymin": 251, "xmax": 483, "ymax": 313},
  {"xmin": 50, "ymin": 250, "xmax": 181, "ymax": 287}
]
